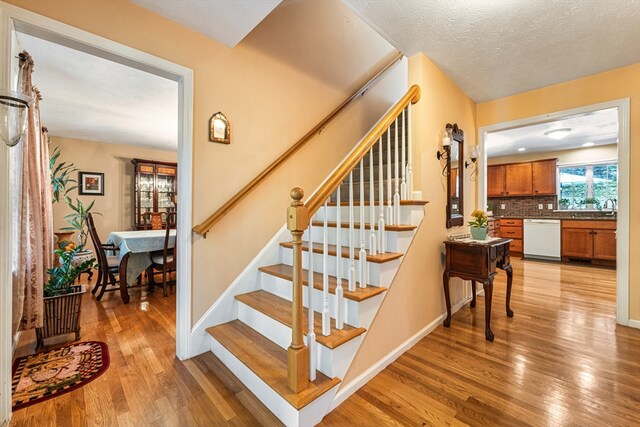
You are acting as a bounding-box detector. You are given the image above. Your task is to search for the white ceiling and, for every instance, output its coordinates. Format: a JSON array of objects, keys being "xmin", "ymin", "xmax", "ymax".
[
  {"xmin": 130, "ymin": 0, "xmax": 282, "ymax": 48},
  {"xmin": 16, "ymin": 32, "xmax": 178, "ymax": 151},
  {"xmin": 341, "ymin": 0, "xmax": 640, "ymax": 102},
  {"xmin": 486, "ymin": 107, "xmax": 618, "ymax": 158}
]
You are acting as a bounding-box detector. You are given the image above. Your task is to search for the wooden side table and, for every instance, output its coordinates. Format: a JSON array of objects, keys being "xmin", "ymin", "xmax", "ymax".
[{"xmin": 442, "ymin": 238, "xmax": 514, "ymax": 341}]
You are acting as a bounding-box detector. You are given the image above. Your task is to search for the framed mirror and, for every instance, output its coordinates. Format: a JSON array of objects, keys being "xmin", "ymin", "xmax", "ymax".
[
  {"xmin": 209, "ymin": 112, "xmax": 231, "ymax": 144},
  {"xmin": 446, "ymin": 123, "xmax": 464, "ymax": 228}
]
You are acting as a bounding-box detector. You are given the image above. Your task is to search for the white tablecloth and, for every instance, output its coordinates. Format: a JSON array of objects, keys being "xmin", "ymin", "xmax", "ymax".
[{"xmin": 107, "ymin": 230, "xmax": 176, "ymax": 284}]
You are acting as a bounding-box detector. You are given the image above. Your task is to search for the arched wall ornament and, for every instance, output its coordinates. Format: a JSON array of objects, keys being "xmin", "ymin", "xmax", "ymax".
[{"xmin": 209, "ymin": 112, "xmax": 231, "ymax": 144}]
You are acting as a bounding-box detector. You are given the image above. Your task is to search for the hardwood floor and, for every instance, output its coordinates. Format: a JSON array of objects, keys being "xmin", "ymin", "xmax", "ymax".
[{"xmin": 12, "ymin": 259, "xmax": 640, "ymax": 426}]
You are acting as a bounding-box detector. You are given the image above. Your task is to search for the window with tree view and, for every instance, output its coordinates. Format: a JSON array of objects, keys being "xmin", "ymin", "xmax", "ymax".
[{"xmin": 559, "ymin": 163, "xmax": 617, "ymax": 210}]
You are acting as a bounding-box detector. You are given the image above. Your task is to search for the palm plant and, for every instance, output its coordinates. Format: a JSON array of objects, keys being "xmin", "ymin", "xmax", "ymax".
[
  {"xmin": 61, "ymin": 197, "xmax": 99, "ymax": 248},
  {"xmin": 49, "ymin": 145, "xmax": 77, "ymax": 203}
]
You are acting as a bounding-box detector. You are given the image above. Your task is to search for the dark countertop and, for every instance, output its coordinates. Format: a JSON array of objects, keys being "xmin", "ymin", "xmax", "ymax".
[{"xmin": 490, "ymin": 216, "xmax": 616, "ymax": 221}]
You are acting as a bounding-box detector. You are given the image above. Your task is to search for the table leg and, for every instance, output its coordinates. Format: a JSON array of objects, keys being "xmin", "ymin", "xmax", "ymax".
[
  {"xmin": 470, "ymin": 280, "xmax": 477, "ymax": 308},
  {"xmin": 505, "ymin": 264, "xmax": 514, "ymax": 317},
  {"xmin": 119, "ymin": 253, "xmax": 131, "ymax": 304},
  {"xmin": 483, "ymin": 278, "xmax": 494, "ymax": 342},
  {"xmin": 442, "ymin": 271, "xmax": 452, "ymax": 327}
]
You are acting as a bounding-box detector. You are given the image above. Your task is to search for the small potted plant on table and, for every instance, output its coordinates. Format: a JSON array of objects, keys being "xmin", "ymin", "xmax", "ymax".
[
  {"xmin": 36, "ymin": 247, "xmax": 95, "ymax": 349},
  {"xmin": 469, "ymin": 209, "xmax": 489, "ymax": 240}
]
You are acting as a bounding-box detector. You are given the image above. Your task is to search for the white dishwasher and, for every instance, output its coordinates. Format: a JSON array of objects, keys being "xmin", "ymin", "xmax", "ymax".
[{"xmin": 523, "ymin": 219, "xmax": 561, "ymax": 260}]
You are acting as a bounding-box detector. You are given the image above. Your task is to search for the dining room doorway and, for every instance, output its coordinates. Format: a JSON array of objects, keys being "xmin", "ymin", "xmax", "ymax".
[{"xmin": 0, "ymin": 3, "xmax": 194, "ymax": 422}]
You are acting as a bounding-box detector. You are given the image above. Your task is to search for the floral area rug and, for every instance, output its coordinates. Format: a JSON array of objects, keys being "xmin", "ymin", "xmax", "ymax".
[{"xmin": 11, "ymin": 341, "xmax": 110, "ymax": 411}]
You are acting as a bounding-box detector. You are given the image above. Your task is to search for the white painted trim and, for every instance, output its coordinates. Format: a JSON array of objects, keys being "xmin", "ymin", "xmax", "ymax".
[
  {"xmin": 477, "ymin": 98, "xmax": 631, "ymax": 327},
  {"xmin": 0, "ymin": 3, "xmax": 195, "ymax": 420},
  {"xmin": 330, "ymin": 296, "xmax": 472, "ymax": 410},
  {"xmin": 628, "ymin": 319, "xmax": 640, "ymax": 330}
]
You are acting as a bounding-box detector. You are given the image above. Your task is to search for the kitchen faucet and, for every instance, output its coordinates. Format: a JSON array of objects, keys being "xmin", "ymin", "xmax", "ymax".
[{"xmin": 603, "ymin": 198, "xmax": 617, "ymax": 217}]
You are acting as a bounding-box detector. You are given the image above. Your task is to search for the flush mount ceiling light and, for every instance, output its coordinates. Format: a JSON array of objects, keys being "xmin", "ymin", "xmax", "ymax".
[
  {"xmin": 544, "ymin": 128, "xmax": 572, "ymax": 140},
  {"xmin": 518, "ymin": 147, "xmax": 526, "ymax": 152},
  {"xmin": 582, "ymin": 142, "xmax": 595, "ymax": 147}
]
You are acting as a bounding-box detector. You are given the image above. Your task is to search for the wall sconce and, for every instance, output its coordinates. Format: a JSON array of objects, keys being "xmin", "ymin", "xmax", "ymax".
[
  {"xmin": 436, "ymin": 125, "xmax": 452, "ymax": 160},
  {"xmin": 0, "ymin": 89, "xmax": 31, "ymax": 147},
  {"xmin": 465, "ymin": 145, "xmax": 480, "ymax": 180}
]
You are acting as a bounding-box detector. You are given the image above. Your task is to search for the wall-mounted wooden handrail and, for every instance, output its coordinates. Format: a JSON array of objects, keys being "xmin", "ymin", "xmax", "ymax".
[
  {"xmin": 192, "ymin": 52, "xmax": 404, "ymax": 237},
  {"xmin": 304, "ymin": 84, "xmax": 421, "ymax": 216}
]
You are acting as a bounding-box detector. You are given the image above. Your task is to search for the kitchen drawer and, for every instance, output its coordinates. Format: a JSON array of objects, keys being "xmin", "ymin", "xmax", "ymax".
[
  {"xmin": 509, "ymin": 238, "xmax": 523, "ymax": 253},
  {"xmin": 499, "ymin": 218, "xmax": 523, "ymax": 227},
  {"xmin": 561, "ymin": 220, "xmax": 616, "ymax": 230},
  {"xmin": 500, "ymin": 226, "xmax": 523, "ymax": 239},
  {"xmin": 488, "ymin": 221, "xmax": 497, "ymax": 231}
]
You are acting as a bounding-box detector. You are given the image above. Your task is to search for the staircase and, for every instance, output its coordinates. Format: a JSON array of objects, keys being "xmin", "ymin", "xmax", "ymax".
[{"xmin": 203, "ymin": 86, "xmax": 423, "ymax": 426}]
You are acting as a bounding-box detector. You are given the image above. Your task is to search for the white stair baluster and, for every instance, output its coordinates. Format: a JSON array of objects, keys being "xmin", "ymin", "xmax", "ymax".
[
  {"xmin": 368, "ymin": 149, "xmax": 377, "ymax": 256},
  {"xmin": 386, "ymin": 127, "xmax": 393, "ymax": 225},
  {"xmin": 401, "ymin": 109, "xmax": 407, "ymax": 200},
  {"xmin": 359, "ymin": 159, "xmax": 367, "ymax": 289},
  {"xmin": 322, "ymin": 202, "xmax": 330, "ymax": 336},
  {"xmin": 378, "ymin": 137, "xmax": 386, "ymax": 253},
  {"xmin": 407, "ymin": 103, "xmax": 413, "ymax": 198},
  {"xmin": 335, "ymin": 186, "xmax": 344, "ymax": 330},
  {"xmin": 348, "ymin": 172, "xmax": 356, "ymax": 292},
  {"xmin": 394, "ymin": 117, "xmax": 401, "ymax": 224},
  {"xmin": 307, "ymin": 215, "xmax": 316, "ymax": 381}
]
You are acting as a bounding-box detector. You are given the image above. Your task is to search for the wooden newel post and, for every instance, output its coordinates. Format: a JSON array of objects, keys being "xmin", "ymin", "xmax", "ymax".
[{"xmin": 287, "ymin": 187, "xmax": 310, "ymax": 392}]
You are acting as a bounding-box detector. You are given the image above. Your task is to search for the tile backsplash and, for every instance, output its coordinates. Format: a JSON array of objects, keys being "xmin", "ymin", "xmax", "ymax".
[{"xmin": 488, "ymin": 195, "xmax": 612, "ymax": 219}]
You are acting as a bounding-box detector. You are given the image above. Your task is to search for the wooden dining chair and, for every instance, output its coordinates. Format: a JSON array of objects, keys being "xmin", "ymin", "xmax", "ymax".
[
  {"xmin": 149, "ymin": 212, "xmax": 176, "ymax": 297},
  {"xmin": 87, "ymin": 213, "xmax": 120, "ymax": 301}
]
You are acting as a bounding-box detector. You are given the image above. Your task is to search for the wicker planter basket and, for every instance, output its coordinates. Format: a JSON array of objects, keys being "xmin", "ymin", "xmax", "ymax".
[{"xmin": 36, "ymin": 285, "xmax": 85, "ymax": 350}]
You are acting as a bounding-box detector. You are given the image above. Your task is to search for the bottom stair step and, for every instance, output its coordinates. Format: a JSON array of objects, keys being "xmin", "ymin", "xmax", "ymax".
[{"xmin": 207, "ymin": 320, "xmax": 340, "ymax": 410}]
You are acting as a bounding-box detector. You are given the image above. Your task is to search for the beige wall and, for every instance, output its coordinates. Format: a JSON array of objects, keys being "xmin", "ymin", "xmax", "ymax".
[
  {"xmin": 50, "ymin": 136, "xmax": 176, "ymax": 250},
  {"xmin": 341, "ymin": 52, "xmax": 477, "ymax": 385},
  {"xmin": 477, "ymin": 63, "xmax": 640, "ymax": 320},
  {"xmin": 488, "ymin": 143, "xmax": 618, "ymax": 166},
  {"xmin": 5, "ymin": 0, "xmax": 401, "ymax": 324}
]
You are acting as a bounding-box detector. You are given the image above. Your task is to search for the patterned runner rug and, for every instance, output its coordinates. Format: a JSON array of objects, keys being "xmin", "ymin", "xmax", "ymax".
[{"xmin": 11, "ymin": 341, "xmax": 110, "ymax": 411}]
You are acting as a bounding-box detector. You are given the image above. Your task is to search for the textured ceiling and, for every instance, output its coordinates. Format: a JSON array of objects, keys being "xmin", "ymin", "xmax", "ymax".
[
  {"xmin": 487, "ymin": 107, "xmax": 618, "ymax": 158},
  {"xmin": 130, "ymin": 0, "xmax": 282, "ymax": 47},
  {"xmin": 341, "ymin": 0, "xmax": 640, "ymax": 101},
  {"xmin": 17, "ymin": 33, "xmax": 178, "ymax": 151}
]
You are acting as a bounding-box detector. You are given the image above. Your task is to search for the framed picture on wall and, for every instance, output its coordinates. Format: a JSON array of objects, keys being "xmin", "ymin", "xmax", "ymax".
[{"xmin": 78, "ymin": 172, "xmax": 104, "ymax": 196}]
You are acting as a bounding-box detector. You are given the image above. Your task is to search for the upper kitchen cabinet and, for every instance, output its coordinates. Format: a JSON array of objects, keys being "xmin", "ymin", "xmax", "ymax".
[
  {"xmin": 532, "ymin": 159, "xmax": 557, "ymax": 195},
  {"xmin": 505, "ymin": 163, "xmax": 532, "ymax": 196},
  {"xmin": 487, "ymin": 165, "xmax": 505, "ymax": 197}
]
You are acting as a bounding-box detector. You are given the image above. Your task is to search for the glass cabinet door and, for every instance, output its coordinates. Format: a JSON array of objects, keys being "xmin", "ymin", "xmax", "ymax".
[
  {"xmin": 156, "ymin": 165, "xmax": 177, "ymax": 222},
  {"xmin": 138, "ymin": 164, "xmax": 156, "ymax": 227}
]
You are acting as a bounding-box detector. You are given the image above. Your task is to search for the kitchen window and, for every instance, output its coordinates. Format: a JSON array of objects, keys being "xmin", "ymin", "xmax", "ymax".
[{"xmin": 558, "ymin": 163, "xmax": 617, "ymax": 210}]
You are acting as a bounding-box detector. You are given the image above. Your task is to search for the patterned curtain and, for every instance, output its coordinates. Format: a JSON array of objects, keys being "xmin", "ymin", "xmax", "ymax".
[{"xmin": 16, "ymin": 51, "xmax": 53, "ymax": 330}]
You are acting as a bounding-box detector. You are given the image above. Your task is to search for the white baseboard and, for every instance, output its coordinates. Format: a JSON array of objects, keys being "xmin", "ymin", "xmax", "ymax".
[
  {"xmin": 329, "ymin": 295, "xmax": 472, "ymax": 411},
  {"xmin": 628, "ymin": 319, "xmax": 640, "ymax": 329}
]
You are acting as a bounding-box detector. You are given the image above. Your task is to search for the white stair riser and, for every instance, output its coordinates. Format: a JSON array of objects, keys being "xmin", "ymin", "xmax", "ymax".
[
  {"xmin": 279, "ymin": 246, "xmax": 401, "ymax": 287},
  {"xmin": 260, "ymin": 273, "xmax": 385, "ymax": 328},
  {"xmin": 237, "ymin": 301, "xmax": 356, "ymax": 378},
  {"xmin": 305, "ymin": 227, "xmax": 415, "ymax": 253},
  {"xmin": 314, "ymin": 205, "xmax": 425, "ymax": 226},
  {"xmin": 210, "ymin": 336, "xmax": 338, "ymax": 427}
]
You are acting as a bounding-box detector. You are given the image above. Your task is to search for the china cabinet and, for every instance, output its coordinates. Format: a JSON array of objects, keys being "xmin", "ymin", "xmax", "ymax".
[{"xmin": 132, "ymin": 158, "xmax": 177, "ymax": 230}]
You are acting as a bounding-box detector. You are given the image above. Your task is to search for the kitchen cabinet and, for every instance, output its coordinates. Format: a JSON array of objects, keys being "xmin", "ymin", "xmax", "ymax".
[
  {"xmin": 532, "ymin": 159, "xmax": 557, "ymax": 195},
  {"xmin": 487, "ymin": 165, "xmax": 505, "ymax": 197},
  {"xmin": 487, "ymin": 159, "xmax": 557, "ymax": 197},
  {"xmin": 132, "ymin": 158, "xmax": 178, "ymax": 230},
  {"xmin": 499, "ymin": 218, "xmax": 523, "ymax": 253},
  {"xmin": 504, "ymin": 163, "xmax": 532, "ymax": 196},
  {"xmin": 561, "ymin": 220, "xmax": 616, "ymax": 264}
]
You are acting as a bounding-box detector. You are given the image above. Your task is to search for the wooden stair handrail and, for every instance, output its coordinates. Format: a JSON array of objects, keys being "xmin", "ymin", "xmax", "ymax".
[
  {"xmin": 304, "ymin": 84, "xmax": 421, "ymax": 216},
  {"xmin": 192, "ymin": 52, "xmax": 404, "ymax": 237}
]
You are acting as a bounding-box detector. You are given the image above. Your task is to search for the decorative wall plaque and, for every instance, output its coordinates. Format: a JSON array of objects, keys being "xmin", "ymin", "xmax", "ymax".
[{"xmin": 209, "ymin": 112, "xmax": 231, "ymax": 144}]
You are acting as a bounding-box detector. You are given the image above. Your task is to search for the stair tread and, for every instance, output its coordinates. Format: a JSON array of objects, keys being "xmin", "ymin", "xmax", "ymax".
[
  {"xmin": 280, "ymin": 241, "xmax": 403, "ymax": 263},
  {"xmin": 327, "ymin": 200, "xmax": 428, "ymax": 206},
  {"xmin": 311, "ymin": 221, "xmax": 416, "ymax": 232},
  {"xmin": 235, "ymin": 290, "xmax": 366, "ymax": 349},
  {"xmin": 207, "ymin": 320, "xmax": 340, "ymax": 410},
  {"xmin": 259, "ymin": 263, "xmax": 386, "ymax": 302}
]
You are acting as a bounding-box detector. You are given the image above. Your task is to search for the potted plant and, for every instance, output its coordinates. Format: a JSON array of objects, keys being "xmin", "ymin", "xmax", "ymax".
[
  {"xmin": 62, "ymin": 197, "xmax": 98, "ymax": 248},
  {"xmin": 584, "ymin": 197, "xmax": 598, "ymax": 210},
  {"xmin": 50, "ymin": 145, "xmax": 77, "ymax": 248},
  {"xmin": 468, "ymin": 209, "xmax": 489, "ymax": 240},
  {"xmin": 558, "ymin": 198, "xmax": 570, "ymax": 210},
  {"xmin": 36, "ymin": 247, "xmax": 95, "ymax": 349}
]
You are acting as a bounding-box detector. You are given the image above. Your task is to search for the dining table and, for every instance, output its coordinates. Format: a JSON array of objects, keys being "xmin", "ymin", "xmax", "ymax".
[{"xmin": 107, "ymin": 229, "xmax": 176, "ymax": 303}]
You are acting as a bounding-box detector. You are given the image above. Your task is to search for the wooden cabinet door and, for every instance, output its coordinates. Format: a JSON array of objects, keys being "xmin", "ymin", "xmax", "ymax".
[
  {"xmin": 532, "ymin": 159, "xmax": 557, "ymax": 195},
  {"xmin": 562, "ymin": 228, "xmax": 593, "ymax": 259},
  {"xmin": 593, "ymin": 229, "xmax": 616, "ymax": 260},
  {"xmin": 450, "ymin": 168, "xmax": 458, "ymax": 197},
  {"xmin": 487, "ymin": 165, "xmax": 505, "ymax": 197},
  {"xmin": 505, "ymin": 163, "xmax": 533, "ymax": 196}
]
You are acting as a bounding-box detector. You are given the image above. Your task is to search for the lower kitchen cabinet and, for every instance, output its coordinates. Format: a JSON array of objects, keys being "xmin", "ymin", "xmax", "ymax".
[
  {"xmin": 593, "ymin": 229, "xmax": 617, "ymax": 261},
  {"xmin": 561, "ymin": 220, "xmax": 616, "ymax": 264},
  {"xmin": 499, "ymin": 218, "xmax": 523, "ymax": 253}
]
